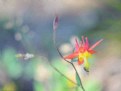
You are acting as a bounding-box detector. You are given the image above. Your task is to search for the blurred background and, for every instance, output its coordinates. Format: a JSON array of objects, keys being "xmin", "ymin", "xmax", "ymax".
[{"xmin": 0, "ymin": 0, "xmax": 121, "ymax": 91}]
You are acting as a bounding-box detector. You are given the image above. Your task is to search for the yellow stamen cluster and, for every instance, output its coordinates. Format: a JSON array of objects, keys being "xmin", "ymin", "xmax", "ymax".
[{"xmin": 78, "ymin": 51, "xmax": 92, "ymax": 72}]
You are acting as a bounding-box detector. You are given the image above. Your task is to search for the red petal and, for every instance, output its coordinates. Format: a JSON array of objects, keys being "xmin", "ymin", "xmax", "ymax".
[
  {"xmin": 75, "ymin": 38, "xmax": 79, "ymax": 51},
  {"xmin": 79, "ymin": 46, "xmax": 86, "ymax": 53},
  {"xmin": 80, "ymin": 41, "xmax": 82, "ymax": 47},
  {"xmin": 64, "ymin": 52, "xmax": 78, "ymax": 59},
  {"xmin": 85, "ymin": 37, "xmax": 89, "ymax": 49},
  {"xmin": 89, "ymin": 39, "xmax": 103, "ymax": 50},
  {"xmin": 88, "ymin": 50, "xmax": 96, "ymax": 54},
  {"xmin": 82, "ymin": 36, "xmax": 85, "ymax": 47}
]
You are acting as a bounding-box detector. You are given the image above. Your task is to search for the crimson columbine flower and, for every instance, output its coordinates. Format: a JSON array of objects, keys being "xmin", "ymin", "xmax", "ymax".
[{"xmin": 64, "ymin": 36, "xmax": 103, "ymax": 72}]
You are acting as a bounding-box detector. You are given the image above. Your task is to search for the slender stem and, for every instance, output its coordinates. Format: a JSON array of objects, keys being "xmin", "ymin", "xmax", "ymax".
[
  {"xmin": 57, "ymin": 50, "xmax": 85, "ymax": 91},
  {"xmin": 52, "ymin": 31, "xmax": 77, "ymax": 85},
  {"xmin": 53, "ymin": 30, "xmax": 85, "ymax": 91},
  {"xmin": 53, "ymin": 31, "xmax": 71, "ymax": 64},
  {"xmin": 49, "ymin": 62, "xmax": 77, "ymax": 85},
  {"xmin": 72, "ymin": 63, "xmax": 85, "ymax": 91}
]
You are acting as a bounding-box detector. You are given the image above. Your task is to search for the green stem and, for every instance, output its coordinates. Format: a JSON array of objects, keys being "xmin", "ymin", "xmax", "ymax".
[
  {"xmin": 49, "ymin": 62, "xmax": 77, "ymax": 85},
  {"xmin": 53, "ymin": 28, "xmax": 85, "ymax": 91},
  {"xmin": 72, "ymin": 63, "xmax": 85, "ymax": 91}
]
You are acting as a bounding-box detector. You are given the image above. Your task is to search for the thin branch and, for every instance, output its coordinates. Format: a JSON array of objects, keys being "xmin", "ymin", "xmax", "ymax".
[
  {"xmin": 72, "ymin": 63, "xmax": 85, "ymax": 91},
  {"xmin": 49, "ymin": 62, "xmax": 77, "ymax": 85},
  {"xmin": 53, "ymin": 24, "xmax": 85, "ymax": 91},
  {"xmin": 53, "ymin": 16, "xmax": 85, "ymax": 91},
  {"xmin": 51, "ymin": 27, "xmax": 78, "ymax": 86},
  {"xmin": 56, "ymin": 47, "xmax": 85, "ymax": 91}
]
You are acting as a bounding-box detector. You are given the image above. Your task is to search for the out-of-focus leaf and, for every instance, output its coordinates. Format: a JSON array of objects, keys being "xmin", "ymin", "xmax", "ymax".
[
  {"xmin": 25, "ymin": 59, "xmax": 38, "ymax": 78},
  {"xmin": 34, "ymin": 81, "xmax": 44, "ymax": 91},
  {"xmin": 85, "ymin": 80, "xmax": 102, "ymax": 91},
  {"xmin": 2, "ymin": 48, "xmax": 23, "ymax": 78},
  {"xmin": 2, "ymin": 48, "xmax": 16, "ymax": 64},
  {"xmin": 2, "ymin": 82, "xmax": 16, "ymax": 91},
  {"xmin": 8, "ymin": 62, "xmax": 22, "ymax": 78}
]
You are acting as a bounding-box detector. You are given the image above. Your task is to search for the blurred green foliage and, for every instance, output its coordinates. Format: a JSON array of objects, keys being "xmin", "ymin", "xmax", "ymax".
[
  {"xmin": 2, "ymin": 48, "xmax": 22, "ymax": 78},
  {"xmin": 0, "ymin": 0, "xmax": 121, "ymax": 91}
]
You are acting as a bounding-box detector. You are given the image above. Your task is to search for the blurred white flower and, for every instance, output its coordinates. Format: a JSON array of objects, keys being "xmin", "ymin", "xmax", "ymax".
[
  {"xmin": 34, "ymin": 65, "xmax": 51, "ymax": 82},
  {"xmin": 16, "ymin": 53, "xmax": 34, "ymax": 60},
  {"xmin": 59, "ymin": 43, "xmax": 73, "ymax": 54},
  {"xmin": 24, "ymin": 53, "xmax": 34, "ymax": 60}
]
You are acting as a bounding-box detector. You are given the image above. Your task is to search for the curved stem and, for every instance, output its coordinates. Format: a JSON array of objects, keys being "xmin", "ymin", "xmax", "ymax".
[
  {"xmin": 49, "ymin": 62, "xmax": 77, "ymax": 85},
  {"xmin": 53, "ymin": 28, "xmax": 85, "ymax": 91},
  {"xmin": 57, "ymin": 48, "xmax": 85, "ymax": 91},
  {"xmin": 51, "ymin": 29, "xmax": 78, "ymax": 86},
  {"xmin": 71, "ymin": 63, "xmax": 85, "ymax": 91}
]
